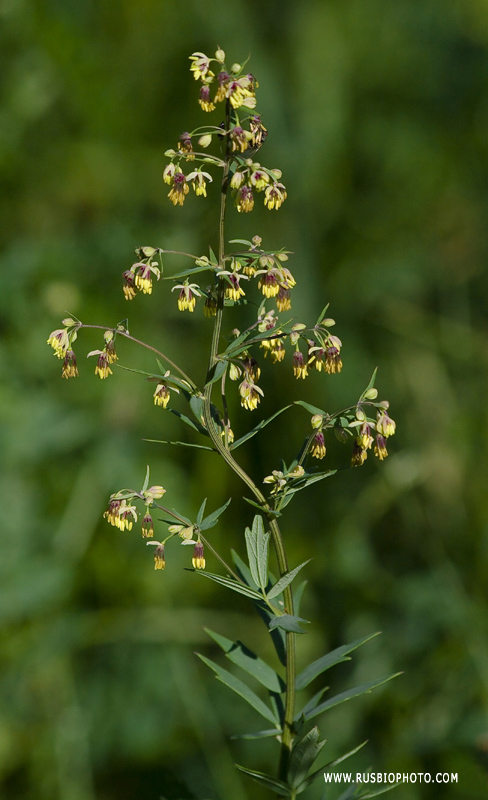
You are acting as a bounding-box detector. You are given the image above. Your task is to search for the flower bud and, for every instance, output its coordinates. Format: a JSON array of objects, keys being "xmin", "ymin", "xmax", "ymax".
[
  {"xmin": 311, "ymin": 414, "xmax": 323, "ymax": 429},
  {"xmin": 198, "ymin": 134, "xmax": 212, "ymax": 148},
  {"xmin": 215, "ymin": 48, "xmax": 226, "ymax": 62},
  {"xmin": 231, "ymin": 62, "xmax": 241, "ymax": 73},
  {"xmin": 363, "ymin": 388, "xmax": 378, "ymax": 400}
]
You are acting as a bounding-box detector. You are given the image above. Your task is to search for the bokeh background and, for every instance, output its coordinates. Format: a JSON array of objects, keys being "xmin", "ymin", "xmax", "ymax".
[{"xmin": 2, "ymin": 0, "xmax": 488, "ymax": 798}]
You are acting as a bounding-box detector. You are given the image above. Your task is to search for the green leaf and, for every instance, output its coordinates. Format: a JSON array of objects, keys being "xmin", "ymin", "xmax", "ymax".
[
  {"xmin": 357, "ymin": 782, "xmax": 400, "ymax": 798},
  {"xmin": 193, "ymin": 570, "xmax": 263, "ymax": 600},
  {"xmin": 144, "ymin": 438, "xmax": 215, "ymax": 451},
  {"xmin": 168, "ymin": 408, "xmax": 208, "ymax": 436},
  {"xmin": 288, "ymin": 726, "xmax": 327, "ymax": 789},
  {"xmin": 269, "ymin": 615, "xmax": 310, "ymax": 634},
  {"xmin": 323, "ymin": 740, "xmax": 368, "ymax": 769},
  {"xmin": 245, "ymin": 516, "xmax": 270, "ymax": 591},
  {"xmin": 253, "ymin": 515, "xmax": 270, "ymax": 589},
  {"xmin": 142, "ymin": 465, "xmax": 150, "ymax": 492},
  {"xmin": 231, "ymin": 729, "xmax": 281, "ymax": 740},
  {"xmin": 316, "ymin": 302, "xmax": 330, "ymax": 326},
  {"xmin": 294, "ymin": 580, "xmax": 307, "ymax": 615},
  {"xmin": 230, "ymin": 406, "xmax": 291, "ymax": 450},
  {"xmin": 204, "ymin": 359, "xmax": 227, "ymax": 387},
  {"xmin": 196, "ymin": 654, "xmax": 278, "ymax": 724},
  {"xmin": 204, "ymin": 629, "xmax": 284, "ymax": 693},
  {"xmin": 231, "ymin": 549, "xmax": 254, "ymax": 587},
  {"xmin": 199, "ymin": 498, "xmax": 232, "ymax": 530},
  {"xmin": 258, "ymin": 605, "xmax": 287, "ymax": 666},
  {"xmin": 234, "ymin": 765, "xmax": 290, "ymax": 796},
  {"xmin": 209, "ymin": 246, "xmax": 217, "ymax": 264},
  {"xmin": 229, "ymin": 238, "xmax": 252, "ymax": 246},
  {"xmin": 304, "ymin": 673, "xmax": 403, "ymax": 721},
  {"xmin": 196, "ymin": 499, "xmax": 207, "ymax": 526},
  {"xmin": 295, "ymin": 687, "xmax": 329, "ymax": 722},
  {"xmin": 189, "ymin": 395, "xmax": 205, "ymax": 425},
  {"xmin": 294, "ymin": 400, "xmax": 327, "ymax": 417},
  {"xmin": 295, "ymin": 633, "xmax": 381, "ymax": 691},
  {"xmin": 335, "ymin": 787, "xmax": 360, "ymax": 800},
  {"xmin": 267, "ymin": 560, "xmax": 311, "ymax": 601},
  {"xmin": 243, "ymin": 496, "xmax": 280, "ymax": 518},
  {"xmin": 361, "ymin": 367, "xmax": 378, "ymax": 397}
]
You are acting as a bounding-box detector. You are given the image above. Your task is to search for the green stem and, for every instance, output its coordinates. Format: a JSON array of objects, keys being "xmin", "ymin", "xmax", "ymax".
[
  {"xmin": 201, "ymin": 100, "xmax": 296, "ymax": 785},
  {"xmin": 79, "ymin": 324, "xmax": 197, "ymax": 390}
]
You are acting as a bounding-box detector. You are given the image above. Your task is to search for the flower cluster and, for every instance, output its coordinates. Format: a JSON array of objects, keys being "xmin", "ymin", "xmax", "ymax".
[
  {"xmin": 122, "ymin": 246, "xmax": 162, "ymax": 300},
  {"xmin": 47, "ymin": 317, "xmax": 81, "ymax": 380},
  {"xmin": 87, "ymin": 330, "xmax": 119, "ymax": 379},
  {"xmin": 350, "ymin": 404, "xmax": 396, "ymax": 466},
  {"xmin": 161, "ymin": 48, "xmax": 287, "ymax": 214}
]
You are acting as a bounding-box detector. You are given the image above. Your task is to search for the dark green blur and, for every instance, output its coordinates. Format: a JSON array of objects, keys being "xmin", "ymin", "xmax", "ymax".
[{"xmin": 1, "ymin": 1, "xmax": 487, "ymax": 798}]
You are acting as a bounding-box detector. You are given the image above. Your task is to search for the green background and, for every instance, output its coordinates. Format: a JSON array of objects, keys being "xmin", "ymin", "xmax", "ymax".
[{"xmin": 2, "ymin": 0, "xmax": 487, "ymax": 798}]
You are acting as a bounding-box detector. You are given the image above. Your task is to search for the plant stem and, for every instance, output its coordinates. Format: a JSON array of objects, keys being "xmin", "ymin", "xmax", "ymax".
[
  {"xmin": 201, "ymin": 100, "xmax": 296, "ymax": 784},
  {"xmin": 79, "ymin": 324, "xmax": 197, "ymax": 390}
]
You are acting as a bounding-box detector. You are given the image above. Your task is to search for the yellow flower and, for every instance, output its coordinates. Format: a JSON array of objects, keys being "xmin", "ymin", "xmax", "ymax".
[
  {"xmin": 239, "ymin": 379, "xmax": 263, "ymax": 410},
  {"xmin": 374, "ymin": 434, "xmax": 388, "ymax": 460},
  {"xmin": 250, "ymin": 169, "xmax": 269, "ymax": 191},
  {"xmin": 168, "ymin": 172, "xmax": 189, "ymax": 206},
  {"xmin": 192, "ymin": 542, "xmax": 206, "ymax": 570},
  {"xmin": 141, "ymin": 512, "xmax": 154, "ymax": 538},
  {"xmin": 235, "ymin": 185, "xmax": 254, "ymax": 213},
  {"xmin": 172, "ymin": 281, "xmax": 201, "ymax": 312},
  {"xmin": 376, "ymin": 410, "xmax": 396, "ymax": 437},
  {"xmin": 324, "ymin": 346, "xmax": 342, "ymax": 374},
  {"xmin": 264, "ymin": 182, "xmax": 287, "ymax": 210},
  {"xmin": 61, "ymin": 349, "xmax": 78, "ymax": 379},
  {"xmin": 189, "ymin": 52, "xmax": 211, "ymax": 81},
  {"xmin": 153, "ymin": 383, "xmax": 171, "ymax": 408},
  {"xmin": 187, "ymin": 169, "xmax": 213, "ymax": 197},
  {"xmin": 311, "ymin": 431, "xmax": 326, "ymax": 459},
  {"xmin": 47, "ymin": 328, "xmax": 69, "ymax": 359},
  {"xmin": 351, "ymin": 442, "xmax": 368, "ymax": 467},
  {"xmin": 199, "ymin": 85, "xmax": 215, "ymax": 112},
  {"xmin": 293, "ymin": 350, "xmax": 308, "ymax": 380},
  {"xmin": 154, "ymin": 543, "xmax": 165, "ymax": 570}
]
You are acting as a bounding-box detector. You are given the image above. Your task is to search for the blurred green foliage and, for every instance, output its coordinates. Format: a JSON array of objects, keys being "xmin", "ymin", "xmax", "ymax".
[{"xmin": 2, "ymin": 0, "xmax": 488, "ymax": 797}]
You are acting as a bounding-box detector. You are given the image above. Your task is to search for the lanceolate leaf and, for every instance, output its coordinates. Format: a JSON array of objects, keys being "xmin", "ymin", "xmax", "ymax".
[
  {"xmin": 143, "ymin": 438, "xmax": 215, "ymax": 451},
  {"xmin": 304, "ymin": 673, "xmax": 402, "ymax": 721},
  {"xmin": 204, "ymin": 629, "xmax": 283, "ymax": 693},
  {"xmin": 253, "ymin": 514, "xmax": 270, "ymax": 589},
  {"xmin": 232, "ymin": 729, "xmax": 281, "ymax": 740},
  {"xmin": 204, "ymin": 359, "xmax": 227, "ymax": 387},
  {"xmin": 168, "ymin": 408, "xmax": 208, "ymax": 436},
  {"xmin": 269, "ymin": 614, "xmax": 310, "ymax": 634},
  {"xmin": 189, "ymin": 395, "xmax": 205, "ymax": 425},
  {"xmin": 196, "ymin": 498, "xmax": 207, "ymax": 525},
  {"xmin": 199, "ymin": 497, "xmax": 232, "ymax": 530},
  {"xmin": 295, "ymin": 687, "xmax": 329, "ymax": 722},
  {"xmin": 288, "ymin": 726, "xmax": 327, "ymax": 789},
  {"xmin": 193, "ymin": 570, "xmax": 264, "ymax": 600},
  {"xmin": 243, "ymin": 496, "xmax": 280, "ymax": 518},
  {"xmin": 295, "ymin": 632, "xmax": 381, "ymax": 691},
  {"xmin": 267, "ymin": 560, "xmax": 311, "ymax": 601},
  {"xmin": 294, "ymin": 580, "xmax": 308, "ymax": 615},
  {"xmin": 196, "ymin": 654, "xmax": 278, "ymax": 725},
  {"xmin": 234, "ymin": 765, "xmax": 290, "ymax": 796},
  {"xmin": 294, "ymin": 400, "xmax": 327, "ymax": 417},
  {"xmin": 299, "ymin": 741, "xmax": 368, "ymax": 793},
  {"xmin": 245, "ymin": 516, "xmax": 270, "ymax": 591},
  {"xmin": 231, "ymin": 549, "xmax": 254, "ymax": 587},
  {"xmin": 230, "ymin": 406, "xmax": 291, "ymax": 450}
]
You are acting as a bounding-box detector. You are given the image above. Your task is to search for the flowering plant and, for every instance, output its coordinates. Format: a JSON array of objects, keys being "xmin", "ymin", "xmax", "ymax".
[{"xmin": 47, "ymin": 48, "xmax": 398, "ymax": 799}]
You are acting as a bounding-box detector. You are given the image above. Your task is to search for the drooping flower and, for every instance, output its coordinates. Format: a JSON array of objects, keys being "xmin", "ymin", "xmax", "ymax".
[
  {"xmin": 258, "ymin": 270, "xmax": 280, "ymax": 298},
  {"xmin": 61, "ymin": 349, "xmax": 78, "ymax": 379},
  {"xmin": 249, "ymin": 115, "xmax": 268, "ymax": 149},
  {"xmin": 357, "ymin": 422, "xmax": 374, "ymax": 451},
  {"xmin": 178, "ymin": 131, "xmax": 194, "ymax": 159},
  {"xmin": 104, "ymin": 498, "xmax": 137, "ymax": 531},
  {"xmin": 374, "ymin": 434, "xmax": 389, "ymax": 460},
  {"xmin": 239, "ymin": 379, "xmax": 263, "ymax": 410},
  {"xmin": 276, "ymin": 287, "xmax": 292, "ymax": 312},
  {"xmin": 311, "ymin": 430, "xmax": 326, "ymax": 460},
  {"xmin": 47, "ymin": 328, "xmax": 70, "ymax": 359},
  {"xmin": 376, "ymin": 410, "xmax": 396, "ymax": 437},
  {"xmin": 154, "ymin": 543, "xmax": 165, "ymax": 570},
  {"xmin": 351, "ymin": 441, "xmax": 368, "ymax": 467},
  {"xmin": 308, "ymin": 345, "xmax": 325, "ymax": 372},
  {"xmin": 264, "ymin": 182, "xmax": 287, "ymax": 210},
  {"xmin": 324, "ymin": 346, "xmax": 342, "ymax": 374},
  {"xmin": 141, "ymin": 512, "xmax": 154, "ymax": 538},
  {"xmin": 293, "ymin": 350, "xmax": 308, "ymax": 380},
  {"xmin": 192, "ymin": 542, "xmax": 206, "ymax": 570},
  {"xmin": 168, "ymin": 171, "xmax": 190, "ymax": 206},
  {"xmin": 263, "ymin": 470, "xmax": 287, "ymax": 495},
  {"xmin": 153, "ymin": 383, "xmax": 171, "ymax": 408},
  {"xmin": 224, "ymin": 273, "xmax": 246, "ymax": 302},
  {"xmin": 187, "ymin": 169, "xmax": 213, "ymax": 197},
  {"xmin": 235, "ymin": 185, "xmax": 254, "ymax": 213},
  {"xmin": 199, "ymin": 84, "xmax": 215, "ymax": 112},
  {"xmin": 88, "ymin": 349, "xmax": 113, "ymax": 379},
  {"xmin": 230, "ymin": 125, "xmax": 251, "ymax": 153},
  {"xmin": 172, "ymin": 281, "xmax": 201, "ymax": 312},
  {"xmin": 122, "ymin": 269, "xmax": 137, "ymax": 300},
  {"xmin": 189, "ymin": 52, "xmax": 212, "ymax": 81}
]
